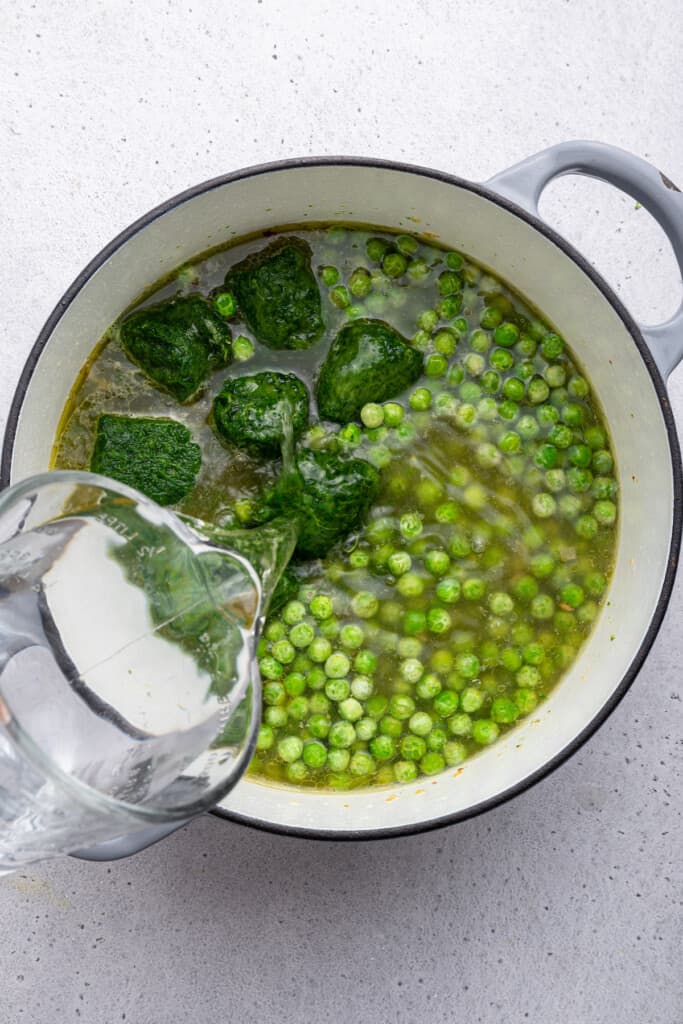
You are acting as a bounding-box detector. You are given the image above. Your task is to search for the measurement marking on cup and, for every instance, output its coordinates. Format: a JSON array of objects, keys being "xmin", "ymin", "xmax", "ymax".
[{"xmin": 93, "ymin": 511, "xmax": 140, "ymax": 543}]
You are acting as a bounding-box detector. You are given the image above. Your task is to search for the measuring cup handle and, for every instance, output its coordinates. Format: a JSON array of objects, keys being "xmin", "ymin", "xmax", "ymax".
[
  {"xmin": 486, "ymin": 141, "xmax": 683, "ymax": 379},
  {"xmin": 71, "ymin": 820, "xmax": 192, "ymax": 861}
]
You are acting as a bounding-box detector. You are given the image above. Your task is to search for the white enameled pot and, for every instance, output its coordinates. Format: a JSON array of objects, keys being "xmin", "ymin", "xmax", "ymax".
[{"xmin": 3, "ymin": 142, "xmax": 683, "ymax": 841}]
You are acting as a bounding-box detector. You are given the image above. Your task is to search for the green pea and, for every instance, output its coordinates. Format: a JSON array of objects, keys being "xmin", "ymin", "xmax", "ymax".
[
  {"xmin": 370, "ymin": 734, "xmax": 396, "ymax": 760},
  {"xmin": 488, "ymin": 591, "xmax": 514, "ymax": 616},
  {"xmin": 528, "ymin": 377, "xmax": 551, "ymax": 404},
  {"xmin": 447, "ymin": 712, "xmax": 472, "ymax": 737},
  {"xmin": 522, "ymin": 642, "xmax": 545, "ymax": 665},
  {"xmin": 592, "ymin": 476, "xmax": 617, "ymax": 500},
  {"xmin": 434, "ymin": 329, "xmax": 458, "ymax": 356},
  {"xmin": 302, "ymin": 740, "xmax": 327, "ymax": 768},
  {"xmin": 390, "ymin": 694, "xmax": 416, "ymax": 720},
  {"xmin": 517, "ymin": 356, "xmax": 536, "ymax": 376},
  {"xmin": 393, "ymin": 760, "xmax": 418, "ymax": 783},
  {"xmin": 433, "ymin": 690, "xmax": 459, "ymax": 718},
  {"xmin": 330, "ymin": 285, "xmax": 350, "ymax": 308},
  {"xmin": 265, "ymin": 620, "xmax": 286, "ymax": 642},
  {"xmin": 283, "ymin": 672, "xmax": 306, "ymax": 697},
  {"xmin": 278, "ymin": 736, "xmax": 304, "ymax": 763},
  {"xmin": 399, "ymin": 610, "xmax": 424, "ymax": 636},
  {"xmin": 514, "ymin": 688, "xmax": 538, "ymax": 715},
  {"xmin": 530, "ymin": 594, "xmax": 555, "ymax": 620},
  {"xmin": 444, "ymin": 740, "xmax": 468, "ymax": 766},
  {"xmin": 491, "ymin": 697, "xmax": 519, "ymax": 723},
  {"xmin": 360, "ymin": 402, "xmax": 385, "ymax": 428},
  {"xmin": 339, "ymin": 624, "xmax": 365, "ymax": 650},
  {"xmin": 214, "ymin": 291, "xmax": 237, "ymax": 318},
  {"xmin": 233, "ymin": 335, "xmax": 255, "ymax": 361},
  {"xmin": 366, "ymin": 237, "xmax": 390, "ymax": 262},
  {"xmin": 594, "ymin": 499, "xmax": 617, "ymax": 526},
  {"xmin": 351, "ymin": 591, "xmax": 379, "ymax": 619},
  {"xmin": 414, "ymin": 673, "xmax": 441, "ymax": 700},
  {"xmin": 545, "ymin": 364, "xmax": 566, "ymax": 388},
  {"xmin": 420, "ymin": 752, "xmax": 446, "ymax": 775},
  {"xmin": 256, "ymin": 724, "xmax": 275, "ymax": 751},
  {"xmin": 516, "ymin": 665, "xmax": 542, "ymax": 688},
  {"xmin": 325, "ymin": 677, "xmax": 350, "ymax": 702},
  {"xmin": 339, "ymin": 697, "xmax": 364, "ymax": 722},
  {"xmin": 264, "ymin": 706, "xmax": 287, "ymax": 729},
  {"xmin": 308, "ymin": 595, "xmax": 332, "ymax": 620},
  {"xmin": 339, "ymin": 422, "xmax": 363, "ymax": 446},
  {"xmin": 471, "ymin": 719, "xmax": 500, "ymax": 745},
  {"xmin": 575, "ymin": 514, "xmax": 598, "ymax": 540},
  {"xmin": 490, "ymin": 347, "xmax": 515, "ymax": 371},
  {"xmin": 518, "ymin": 415, "xmax": 540, "ymax": 440},
  {"xmin": 260, "ymin": 656, "xmax": 284, "ymax": 681},
  {"xmin": 532, "ymin": 492, "xmax": 557, "ymax": 518},
  {"xmin": 460, "ymin": 686, "xmax": 484, "ymax": 713},
  {"xmin": 435, "ymin": 501, "xmax": 461, "ymax": 524},
  {"xmin": 592, "ymin": 449, "xmax": 614, "ymax": 474},
  {"xmin": 263, "ymin": 680, "xmax": 286, "ymax": 705},
  {"xmin": 535, "ymin": 443, "xmax": 559, "ymax": 469},
  {"xmin": 409, "ymin": 387, "xmax": 432, "ymax": 411},
  {"xmin": 438, "ymin": 270, "xmax": 462, "ymax": 296},
  {"xmin": 584, "ymin": 426, "xmax": 606, "ymax": 449},
  {"xmin": 347, "ymin": 751, "xmax": 375, "ymax": 777},
  {"xmin": 462, "ymin": 578, "xmax": 485, "ymax": 601},
  {"xmin": 308, "ymin": 637, "xmax": 333, "ymax": 664},
  {"xmin": 324, "ymin": 652, "xmax": 351, "ymax": 679},
  {"xmin": 481, "ymin": 369, "xmax": 501, "ymax": 393},
  {"xmin": 545, "ymin": 468, "xmax": 566, "ymax": 493},
  {"xmin": 383, "ymin": 252, "xmax": 408, "ymax": 278},
  {"xmin": 584, "ymin": 571, "xmax": 607, "ymax": 597},
  {"xmin": 498, "ymin": 431, "xmax": 521, "ymax": 453},
  {"xmin": 513, "ymin": 575, "xmax": 540, "ymax": 602},
  {"xmin": 548, "ymin": 424, "xmax": 573, "ymax": 449},
  {"xmin": 397, "ymin": 573, "xmax": 425, "ymax": 598},
  {"xmin": 307, "ymin": 668, "xmax": 327, "ymax": 691},
  {"xmin": 287, "ymin": 696, "xmax": 309, "ymax": 721},
  {"xmin": 494, "ymin": 322, "xmax": 519, "ymax": 347},
  {"xmin": 320, "ymin": 266, "xmax": 340, "ymax": 287},
  {"xmin": 348, "ymin": 267, "xmax": 372, "ymax": 298},
  {"xmin": 416, "ymin": 477, "xmax": 444, "ymax": 506},
  {"xmin": 289, "ymin": 623, "xmax": 315, "ymax": 649},
  {"xmin": 400, "ymin": 734, "xmax": 427, "ymax": 761},
  {"xmin": 427, "ymin": 607, "xmax": 452, "ymax": 634},
  {"xmin": 541, "ymin": 332, "xmax": 564, "ymax": 359},
  {"xmin": 308, "ymin": 713, "xmax": 331, "ymax": 739},
  {"xmin": 328, "ymin": 720, "xmax": 356, "ymax": 748},
  {"xmin": 568, "ymin": 375, "xmax": 590, "ymax": 398},
  {"xmin": 480, "ymin": 306, "xmax": 503, "ymax": 329}
]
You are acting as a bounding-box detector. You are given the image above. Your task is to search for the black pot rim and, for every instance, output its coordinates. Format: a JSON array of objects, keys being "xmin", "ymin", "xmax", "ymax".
[{"xmin": 2, "ymin": 155, "xmax": 680, "ymax": 842}]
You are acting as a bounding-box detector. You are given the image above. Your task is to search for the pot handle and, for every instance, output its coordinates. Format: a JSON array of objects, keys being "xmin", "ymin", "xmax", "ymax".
[{"xmin": 486, "ymin": 141, "xmax": 683, "ymax": 379}]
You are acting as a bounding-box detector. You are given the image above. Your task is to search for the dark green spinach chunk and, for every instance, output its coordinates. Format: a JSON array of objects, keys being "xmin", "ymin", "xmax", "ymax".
[
  {"xmin": 212, "ymin": 371, "xmax": 310, "ymax": 454},
  {"xmin": 316, "ymin": 318, "xmax": 423, "ymax": 423},
  {"xmin": 253, "ymin": 449, "xmax": 380, "ymax": 558},
  {"xmin": 119, "ymin": 293, "xmax": 232, "ymax": 402},
  {"xmin": 90, "ymin": 414, "xmax": 201, "ymax": 506},
  {"xmin": 225, "ymin": 237, "xmax": 324, "ymax": 349}
]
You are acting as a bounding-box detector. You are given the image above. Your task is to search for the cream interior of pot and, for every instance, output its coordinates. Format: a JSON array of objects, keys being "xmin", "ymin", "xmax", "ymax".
[{"xmin": 8, "ymin": 163, "xmax": 675, "ymax": 835}]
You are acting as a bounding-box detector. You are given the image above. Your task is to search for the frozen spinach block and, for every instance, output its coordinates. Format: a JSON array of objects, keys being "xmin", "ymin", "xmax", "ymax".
[
  {"xmin": 224, "ymin": 237, "xmax": 324, "ymax": 349},
  {"xmin": 315, "ymin": 318, "xmax": 423, "ymax": 423},
  {"xmin": 119, "ymin": 293, "xmax": 232, "ymax": 402},
  {"xmin": 90, "ymin": 414, "xmax": 202, "ymax": 506},
  {"xmin": 212, "ymin": 371, "xmax": 310, "ymax": 454},
  {"xmin": 252, "ymin": 448, "xmax": 380, "ymax": 558}
]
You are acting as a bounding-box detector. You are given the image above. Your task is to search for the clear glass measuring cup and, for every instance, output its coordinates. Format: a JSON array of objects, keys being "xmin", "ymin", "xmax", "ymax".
[{"xmin": 0, "ymin": 470, "xmax": 296, "ymax": 873}]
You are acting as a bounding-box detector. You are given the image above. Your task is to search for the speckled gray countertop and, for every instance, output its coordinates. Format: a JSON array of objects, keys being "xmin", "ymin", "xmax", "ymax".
[{"xmin": 1, "ymin": 2, "xmax": 682, "ymax": 1022}]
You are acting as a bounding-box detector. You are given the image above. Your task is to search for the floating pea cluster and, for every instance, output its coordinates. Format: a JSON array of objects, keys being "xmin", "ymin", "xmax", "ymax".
[{"xmin": 249, "ymin": 226, "xmax": 618, "ymax": 791}]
